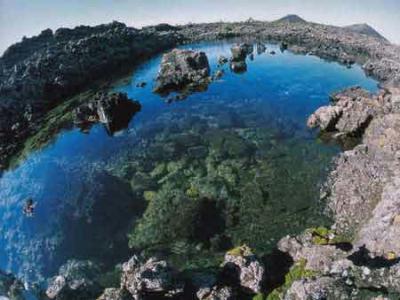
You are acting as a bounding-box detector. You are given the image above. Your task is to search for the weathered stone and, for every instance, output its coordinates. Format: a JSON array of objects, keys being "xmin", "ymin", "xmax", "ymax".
[
  {"xmin": 222, "ymin": 245, "xmax": 264, "ymax": 293},
  {"xmin": 120, "ymin": 256, "xmax": 183, "ymax": 299},
  {"xmin": 46, "ymin": 260, "xmax": 102, "ymax": 300},
  {"xmin": 154, "ymin": 49, "xmax": 210, "ymax": 94},
  {"xmin": 73, "ymin": 92, "xmax": 141, "ymax": 135}
]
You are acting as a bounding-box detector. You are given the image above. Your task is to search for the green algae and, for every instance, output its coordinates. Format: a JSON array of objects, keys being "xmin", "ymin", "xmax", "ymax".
[
  {"xmin": 266, "ymin": 259, "xmax": 317, "ymax": 300},
  {"xmin": 8, "ymin": 90, "xmax": 97, "ymax": 169},
  {"xmin": 309, "ymin": 226, "xmax": 352, "ymax": 245}
]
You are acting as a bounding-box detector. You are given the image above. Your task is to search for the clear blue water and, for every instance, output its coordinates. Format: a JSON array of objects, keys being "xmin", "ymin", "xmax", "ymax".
[{"xmin": 0, "ymin": 41, "xmax": 378, "ymax": 282}]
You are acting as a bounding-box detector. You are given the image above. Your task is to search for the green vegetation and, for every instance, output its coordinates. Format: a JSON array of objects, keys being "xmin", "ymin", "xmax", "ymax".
[
  {"xmin": 267, "ymin": 259, "xmax": 317, "ymax": 300},
  {"xmin": 9, "ymin": 90, "xmax": 97, "ymax": 169},
  {"xmin": 308, "ymin": 226, "xmax": 351, "ymax": 245}
]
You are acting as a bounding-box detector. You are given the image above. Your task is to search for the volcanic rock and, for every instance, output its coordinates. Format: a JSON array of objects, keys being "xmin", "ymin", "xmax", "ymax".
[{"xmin": 154, "ymin": 49, "xmax": 210, "ymax": 94}]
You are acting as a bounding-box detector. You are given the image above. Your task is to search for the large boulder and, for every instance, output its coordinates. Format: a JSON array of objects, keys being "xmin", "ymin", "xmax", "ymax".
[
  {"xmin": 230, "ymin": 43, "xmax": 253, "ymax": 62},
  {"xmin": 307, "ymin": 86, "xmax": 380, "ymax": 137},
  {"xmin": 120, "ymin": 256, "xmax": 184, "ymax": 299},
  {"xmin": 221, "ymin": 245, "xmax": 264, "ymax": 293},
  {"xmin": 154, "ymin": 49, "xmax": 210, "ymax": 94},
  {"xmin": 73, "ymin": 92, "xmax": 141, "ymax": 135}
]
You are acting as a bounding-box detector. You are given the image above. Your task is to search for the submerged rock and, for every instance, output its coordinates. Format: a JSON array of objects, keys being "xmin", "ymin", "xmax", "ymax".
[
  {"xmin": 73, "ymin": 92, "xmax": 141, "ymax": 135},
  {"xmin": 230, "ymin": 61, "xmax": 247, "ymax": 73},
  {"xmin": 218, "ymin": 55, "xmax": 228, "ymax": 66},
  {"xmin": 46, "ymin": 260, "xmax": 102, "ymax": 300},
  {"xmin": 154, "ymin": 48, "xmax": 210, "ymax": 94},
  {"xmin": 0, "ymin": 270, "xmax": 26, "ymax": 300},
  {"xmin": 256, "ymin": 43, "xmax": 266, "ymax": 54}
]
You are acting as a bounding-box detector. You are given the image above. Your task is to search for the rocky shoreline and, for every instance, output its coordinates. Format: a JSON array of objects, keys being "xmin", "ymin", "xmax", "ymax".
[{"xmin": 1, "ymin": 15, "xmax": 400, "ymax": 300}]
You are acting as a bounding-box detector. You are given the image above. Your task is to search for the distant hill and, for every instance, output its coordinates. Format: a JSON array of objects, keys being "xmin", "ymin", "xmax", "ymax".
[
  {"xmin": 344, "ymin": 23, "xmax": 387, "ymax": 41},
  {"xmin": 275, "ymin": 14, "xmax": 306, "ymax": 23}
]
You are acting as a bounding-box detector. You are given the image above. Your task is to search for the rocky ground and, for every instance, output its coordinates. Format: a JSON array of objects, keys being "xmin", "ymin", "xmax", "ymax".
[{"xmin": 1, "ymin": 15, "xmax": 400, "ymax": 300}]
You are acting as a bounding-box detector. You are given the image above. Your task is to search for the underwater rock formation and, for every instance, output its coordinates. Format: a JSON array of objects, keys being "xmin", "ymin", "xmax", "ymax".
[
  {"xmin": 1, "ymin": 14, "xmax": 400, "ymax": 300},
  {"xmin": 73, "ymin": 91, "xmax": 141, "ymax": 134},
  {"xmin": 2, "ymin": 16, "xmax": 400, "ymax": 169},
  {"xmin": 0, "ymin": 270, "xmax": 26, "ymax": 300},
  {"xmin": 46, "ymin": 260, "xmax": 103, "ymax": 300},
  {"xmin": 154, "ymin": 49, "xmax": 210, "ymax": 95}
]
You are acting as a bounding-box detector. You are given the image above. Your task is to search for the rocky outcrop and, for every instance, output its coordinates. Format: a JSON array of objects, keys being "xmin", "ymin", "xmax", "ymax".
[
  {"xmin": 2, "ymin": 17, "xmax": 400, "ymax": 169},
  {"xmin": 275, "ymin": 86, "xmax": 400, "ymax": 299},
  {"xmin": 222, "ymin": 245, "xmax": 265, "ymax": 294},
  {"xmin": 0, "ymin": 21, "xmax": 181, "ymax": 170},
  {"xmin": 46, "ymin": 260, "xmax": 103, "ymax": 300},
  {"xmin": 120, "ymin": 256, "xmax": 184, "ymax": 299},
  {"xmin": 230, "ymin": 44, "xmax": 253, "ymax": 73},
  {"xmin": 154, "ymin": 49, "xmax": 210, "ymax": 95},
  {"xmin": 73, "ymin": 91, "xmax": 141, "ymax": 135},
  {"xmin": 307, "ymin": 86, "xmax": 381, "ymax": 138},
  {"xmin": 0, "ymin": 270, "xmax": 26, "ymax": 300}
]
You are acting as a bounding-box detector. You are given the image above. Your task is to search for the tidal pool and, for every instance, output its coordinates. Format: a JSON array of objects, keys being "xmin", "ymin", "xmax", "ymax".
[{"xmin": 0, "ymin": 40, "xmax": 378, "ymax": 282}]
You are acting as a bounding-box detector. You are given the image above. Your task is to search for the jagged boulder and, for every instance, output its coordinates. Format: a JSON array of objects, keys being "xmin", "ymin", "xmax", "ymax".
[
  {"xmin": 120, "ymin": 256, "xmax": 184, "ymax": 299},
  {"xmin": 230, "ymin": 43, "xmax": 253, "ymax": 62},
  {"xmin": 221, "ymin": 245, "xmax": 264, "ymax": 293},
  {"xmin": 73, "ymin": 92, "xmax": 141, "ymax": 134},
  {"xmin": 154, "ymin": 49, "xmax": 210, "ymax": 94},
  {"xmin": 46, "ymin": 260, "xmax": 102, "ymax": 300},
  {"xmin": 307, "ymin": 86, "xmax": 379, "ymax": 137}
]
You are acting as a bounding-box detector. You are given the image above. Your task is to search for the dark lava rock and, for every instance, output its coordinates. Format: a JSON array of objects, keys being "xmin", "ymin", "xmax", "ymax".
[
  {"xmin": 218, "ymin": 55, "xmax": 229, "ymax": 66},
  {"xmin": 230, "ymin": 61, "xmax": 247, "ymax": 73},
  {"xmin": 46, "ymin": 260, "xmax": 102, "ymax": 300},
  {"xmin": 230, "ymin": 43, "xmax": 253, "ymax": 62},
  {"xmin": 213, "ymin": 69, "xmax": 224, "ymax": 80},
  {"xmin": 135, "ymin": 82, "xmax": 146, "ymax": 88},
  {"xmin": 73, "ymin": 92, "xmax": 141, "ymax": 135},
  {"xmin": 256, "ymin": 42, "xmax": 266, "ymax": 54},
  {"xmin": 0, "ymin": 270, "xmax": 26, "ymax": 299},
  {"xmin": 154, "ymin": 48, "xmax": 210, "ymax": 95}
]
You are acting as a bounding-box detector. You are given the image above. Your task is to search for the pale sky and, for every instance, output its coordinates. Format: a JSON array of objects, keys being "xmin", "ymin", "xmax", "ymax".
[{"xmin": 0, "ymin": 0, "xmax": 399, "ymax": 54}]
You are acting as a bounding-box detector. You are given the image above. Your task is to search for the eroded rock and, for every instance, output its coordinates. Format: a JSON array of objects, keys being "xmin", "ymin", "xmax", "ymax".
[
  {"xmin": 46, "ymin": 260, "xmax": 102, "ymax": 300},
  {"xmin": 120, "ymin": 255, "xmax": 184, "ymax": 299},
  {"xmin": 73, "ymin": 92, "xmax": 141, "ymax": 135},
  {"xmin": 154, "ymin": 49, "xmax": 210, "ymax": 94},
  {"xmin": 222, "ymin": 245, "xmax": 264, "ymax": 293}
]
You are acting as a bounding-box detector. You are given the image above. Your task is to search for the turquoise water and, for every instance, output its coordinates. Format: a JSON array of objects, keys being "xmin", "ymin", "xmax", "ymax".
[{"xmin": 0, "ymin": 41, "xmax": 377, "ymax": 282}]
